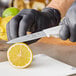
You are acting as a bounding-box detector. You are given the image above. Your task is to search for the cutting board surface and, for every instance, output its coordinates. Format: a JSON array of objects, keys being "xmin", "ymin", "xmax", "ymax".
[{"xmin": 0, "ymin": 54, "xmax": 76, "ymax": 76}]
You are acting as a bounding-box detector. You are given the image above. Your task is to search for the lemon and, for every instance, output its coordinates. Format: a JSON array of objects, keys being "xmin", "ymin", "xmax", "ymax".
[
  {"xmin": 2, "ymin": 7, "xmax": 20, "ymax": 18},
  {"xmin": 0, "ymin": 17, "xmax": 1, "ymax": 22},
  {"xmin": 7, "ymin": 43, "xmax": 33, "ymax": 69},
  {"xmin": 0, "ymin": 16, "xmax": 13, "ymax": 40}
]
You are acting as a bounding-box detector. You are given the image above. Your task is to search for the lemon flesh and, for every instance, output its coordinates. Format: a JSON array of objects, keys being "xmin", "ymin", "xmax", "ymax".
[{"xmin": 7, "ymin": 43, "xmax": 33, "ymax": 69}]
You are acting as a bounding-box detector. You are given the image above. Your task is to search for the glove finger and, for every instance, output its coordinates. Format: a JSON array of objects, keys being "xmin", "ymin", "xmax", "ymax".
[
  {"xmin": 19, "ymin": 15, "xmax": 34, "ymax": 36},
  {"xmin": 24, "ymin": 38, "xmax": 40, "ymax": 45},
  {"xmin": 19, "ymin": 15, "xmax": 40, "ymax": 44},
  {"xmin": 69, "ymin": 24, "xmax": 76, "ymax": 42},
  {"xmin": 6, "ymin": 22, "xmax": 12, "ymax": 40},
  {"xmin": 9, "ymin": 15, "xmax": 22, "ymax": 39},
  {"xmin": 59, "ymin": 25, "xmax": 70, "ymax": 40}
]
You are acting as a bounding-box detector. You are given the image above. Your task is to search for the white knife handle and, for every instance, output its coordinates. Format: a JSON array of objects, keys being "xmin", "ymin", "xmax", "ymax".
[{"xmin": 43, "ymin": 26, "xmax": 61, "ymax": 38}]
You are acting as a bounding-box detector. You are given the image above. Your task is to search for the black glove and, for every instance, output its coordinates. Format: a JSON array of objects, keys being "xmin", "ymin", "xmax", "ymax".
[
  {"xmin": 7, "ymin": 8, "xmax": 61, "ymax": 44},
  {"xmin": 59, "ymin": 2, "xmax": 76, "ymax": 42}
]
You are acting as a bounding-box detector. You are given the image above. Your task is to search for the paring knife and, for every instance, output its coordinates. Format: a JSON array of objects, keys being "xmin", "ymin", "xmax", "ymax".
[{"xmin": 7, "ymin": 25, "xmax": 61, "ymax": 44}]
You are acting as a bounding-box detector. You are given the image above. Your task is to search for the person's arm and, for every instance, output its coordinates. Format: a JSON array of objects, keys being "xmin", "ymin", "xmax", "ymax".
[{"xmin": 47, "ymin": 0, "xmax": 74, "ymax": 18}]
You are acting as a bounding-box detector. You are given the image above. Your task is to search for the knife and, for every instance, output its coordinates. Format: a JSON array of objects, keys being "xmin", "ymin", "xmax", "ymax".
[{"xmin": 7, "ymin": 25, "xmax": 61, "ymax": 44}]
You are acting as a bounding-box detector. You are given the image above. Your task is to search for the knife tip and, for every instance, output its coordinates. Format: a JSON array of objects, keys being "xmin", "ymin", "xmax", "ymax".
[
  {"xmin": 6, "ymin": 41, "xmax": 13, "ymax": 44},
  {"xmin": 6, "ymin": 41, "xmax": 10, "ymax": 44}
]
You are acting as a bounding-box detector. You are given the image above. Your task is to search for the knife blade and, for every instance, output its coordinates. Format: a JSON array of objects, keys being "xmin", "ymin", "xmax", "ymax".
[{"xmin": 7, "ymin": 26, "xmax": 61, "ymax": 44}]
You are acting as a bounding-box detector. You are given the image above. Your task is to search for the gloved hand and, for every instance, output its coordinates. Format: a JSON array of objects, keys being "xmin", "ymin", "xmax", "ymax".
[
  {"xmin": 6, "ymin": 8, "xmax": 61, "ymax": 44},
  {"xmin": 59, "ymin": 2, "xmax": 76, "ymax": 42}
]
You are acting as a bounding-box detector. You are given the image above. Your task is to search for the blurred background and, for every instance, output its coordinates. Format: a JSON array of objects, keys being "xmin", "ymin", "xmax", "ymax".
[{"xmin": 0, "ymin": 0, "xmax": 51, "ymax": 16}]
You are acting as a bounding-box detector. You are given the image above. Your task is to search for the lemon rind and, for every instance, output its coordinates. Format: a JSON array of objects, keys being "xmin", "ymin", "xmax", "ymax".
[{"xmin": 7, "ymin": 43, "xmax": 33, "ymax": 69}]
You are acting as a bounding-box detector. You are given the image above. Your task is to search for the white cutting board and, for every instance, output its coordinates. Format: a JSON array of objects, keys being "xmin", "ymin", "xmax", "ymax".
[{"xmin": 0, "ymin": 54, "xmax": 76, "ymax": 76}]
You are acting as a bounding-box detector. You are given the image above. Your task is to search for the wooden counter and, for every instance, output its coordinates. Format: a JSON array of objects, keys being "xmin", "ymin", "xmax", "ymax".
[{"xmin": 0, "ymin": 37, "xmax": 76, "ymax": 67}]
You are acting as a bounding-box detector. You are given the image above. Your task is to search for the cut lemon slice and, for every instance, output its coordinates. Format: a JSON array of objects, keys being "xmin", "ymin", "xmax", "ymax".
[{"xmin": 7, "ymin": 43, "xmax": 33, "ymax": 69}]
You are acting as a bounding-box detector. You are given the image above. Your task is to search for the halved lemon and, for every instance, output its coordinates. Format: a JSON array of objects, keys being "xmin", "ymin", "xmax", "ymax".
[{"xmin": 7, "ymin": 43, "xmax": 33, "ymax": 69}]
